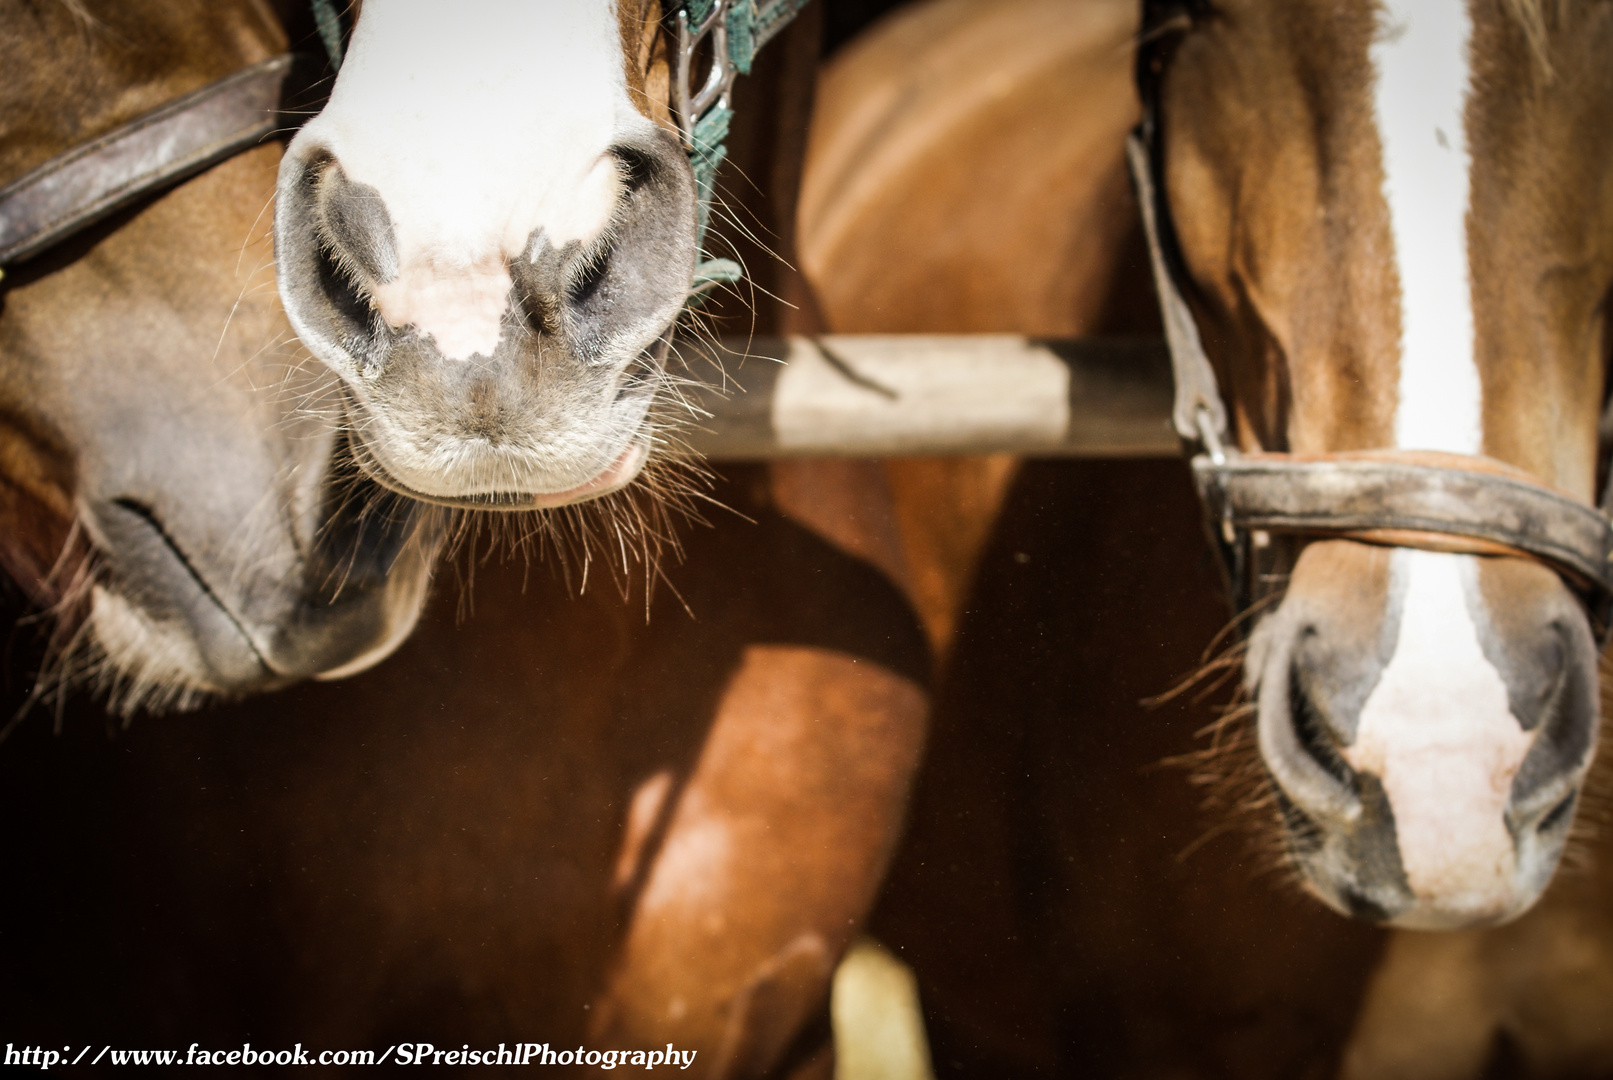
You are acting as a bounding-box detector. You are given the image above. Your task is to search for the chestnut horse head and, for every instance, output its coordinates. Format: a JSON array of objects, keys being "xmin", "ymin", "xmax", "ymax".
[
  {"xmin": 275, "ymin": 0, "xmax": 703, "ymax": 509},
  {"xmin": 1140, "ymin": 0, "xmax": 1613, "ymax": 927},
  {"xmin": 0, "ymin": 0, "xmax": 442, "ymax": 714}
]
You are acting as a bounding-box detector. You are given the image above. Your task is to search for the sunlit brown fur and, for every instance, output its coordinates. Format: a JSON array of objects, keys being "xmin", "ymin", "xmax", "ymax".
[{"xmin": 797, "ymin": 0, "xmax": 1147, "ymax": 659}]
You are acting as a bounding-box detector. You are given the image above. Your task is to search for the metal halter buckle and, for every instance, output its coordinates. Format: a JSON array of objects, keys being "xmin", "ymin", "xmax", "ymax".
[
  {"xmin": 673, "ymin": 1, "xmax": 740, "ymax": 151},
  {"xmin": 1194, "ymin": 402, "xmax": 1227, "ymax": 466}
]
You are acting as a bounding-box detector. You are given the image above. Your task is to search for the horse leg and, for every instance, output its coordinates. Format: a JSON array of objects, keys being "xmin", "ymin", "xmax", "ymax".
[
  {"xmin": 766, "ymin": 459, "xmax": 914, "ymax": 603},
  {"xmin": 589, "ymin": 460, "xmax": 928, "ymax": 1078},
  {"xmin": 591, "ymin": 643, "xmax": 926, "ymax": 1079}
]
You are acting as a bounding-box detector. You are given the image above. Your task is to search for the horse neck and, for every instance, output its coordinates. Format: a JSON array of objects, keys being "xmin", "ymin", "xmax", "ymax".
[
  {"xmin": 0, "ymin": 0, "xmax": 286, "ymax": 179},
  {"xmin": 1169, "ymin": 0, "xmax": 1613, "ymax": 502}
]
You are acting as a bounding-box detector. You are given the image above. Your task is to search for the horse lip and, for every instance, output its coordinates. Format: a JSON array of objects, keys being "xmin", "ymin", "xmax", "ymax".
[
  {"xmin": 99, "ymin": 498, "xmax": 280, "ymax": 682},
  {"xmin": 340, "ymin": 394, "xmax": 650, "ymax": 511},
  {"xmin": 350, "ymin": 430, "xmax": 649, "ymax": 510}
]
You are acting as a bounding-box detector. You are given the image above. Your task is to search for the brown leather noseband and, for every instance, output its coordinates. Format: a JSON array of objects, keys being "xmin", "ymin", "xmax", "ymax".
[
  {"xmin": 0, "ymin": 54, "xmax": 319, "ymax": 278},
  {"xmin": 1131, "ymin": 1, "xmax": 1613, "ymax": 641}
]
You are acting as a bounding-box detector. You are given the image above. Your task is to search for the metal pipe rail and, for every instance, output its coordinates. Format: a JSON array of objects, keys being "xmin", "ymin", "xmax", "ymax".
[{"xmin": 675, "ymin": 335, "xmax": 1177, "ymax": 459}]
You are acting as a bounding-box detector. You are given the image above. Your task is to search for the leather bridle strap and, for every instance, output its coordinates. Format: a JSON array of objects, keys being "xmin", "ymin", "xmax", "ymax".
[
  {"xmin": 1193, "ymin": 452, "xmax": 1613, "ymax": 624},
  {"xmin": 1126, "ymin": 133, "xmax": 1228, "ymax": 452},
  {"xmin": 0, "ymin": 55, "xmax": 313, "ymax": 275}
]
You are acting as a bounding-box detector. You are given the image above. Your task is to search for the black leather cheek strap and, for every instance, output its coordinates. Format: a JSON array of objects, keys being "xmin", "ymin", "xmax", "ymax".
[{"xmin": 0, "ymin": 55, "xmax": 308, "ymax": 270}]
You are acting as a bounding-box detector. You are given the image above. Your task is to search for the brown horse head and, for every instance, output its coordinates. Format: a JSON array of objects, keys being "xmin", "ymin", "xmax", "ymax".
[
  {"xmin": 274, "ymin": 0, "xmax": 696, "ymax": 509},
  {"xmin": 1148, "ymin": 0, "xmax": 1613, "ymax": 926},
  {"xmin": 0, "ymin": 0, "xmax": 442, "ymax": 713}
]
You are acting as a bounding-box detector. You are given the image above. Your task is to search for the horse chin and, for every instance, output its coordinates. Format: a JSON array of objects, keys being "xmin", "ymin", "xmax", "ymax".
[
  {"xmin": 1286, "ymin": 826, "xmax": 1565, "ymax": 930},
  {"xmin": 85, "ymin": 584, "xmax": 245, "ymax": 715},
  {"xmin": 82, "ymin": 561, "xmax": 437, "ymax": 714}
]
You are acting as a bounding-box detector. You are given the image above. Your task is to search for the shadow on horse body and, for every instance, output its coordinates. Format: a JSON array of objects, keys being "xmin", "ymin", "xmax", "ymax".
[
  {"xmin": 0, "ymin": 0, "xmax": 438, "ymax": 713},
  {"xmin": 0, "ymin": 466, "xmax": 927, "ymax": 1078}
]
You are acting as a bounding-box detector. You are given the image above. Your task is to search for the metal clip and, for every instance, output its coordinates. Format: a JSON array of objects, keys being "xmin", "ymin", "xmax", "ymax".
[
  {"xmin": 1193, "ymin": 403, "xmax": 1237, "ymax": 544},
  {"xmin": 673, "ymin": 1, "xmax": 739, "ymax": 151},
  {"xmin": 1195, "ymin": 402, "xmax": 1227, "ymax": 466}
]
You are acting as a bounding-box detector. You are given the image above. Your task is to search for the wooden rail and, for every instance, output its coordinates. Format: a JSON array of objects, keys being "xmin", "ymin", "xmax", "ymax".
[{"xmin": 672, "ymin": 335, "xmax": 1178, "ymax": 459}]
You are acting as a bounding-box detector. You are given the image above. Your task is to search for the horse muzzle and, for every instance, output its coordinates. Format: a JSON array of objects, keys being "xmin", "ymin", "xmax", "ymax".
[
  {"xmin": 273, "ymin": 127, "xmax": 696, "ymax": 511},
  {"xmin": 1247, "ymin": 540, "xmax": 1598, "ymax": 928}
]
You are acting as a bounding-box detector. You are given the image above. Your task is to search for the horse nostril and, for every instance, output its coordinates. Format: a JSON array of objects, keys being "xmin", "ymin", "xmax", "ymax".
[
  {"xmin": 1273, "ymin": 786, "xmax": 1326, "ymax": 855},
  {"xmin": 278, "ymin": 150, "xmax": 394, "ymax": 373},
  {"xmin": 311, "ymin": 158, "xmax": 398, "ymax": 286},
  {"xmin": 1289, "ymin": 669, "xmax": 1354, "ymax": 787},
  {"xmin": 566, "ymin": 244, "xmax": 612, "ymax": 307},
  {"xmin": 1527, "ymin": 637, "xmax": 1569, "ymax": 733},
  {"xmin": 311, "ymin": 230, "xmax": 382, "ymax": 355},
  {"xmin": 1537, "ymin": 789, "xmax": 1577, "ymax": 834}
]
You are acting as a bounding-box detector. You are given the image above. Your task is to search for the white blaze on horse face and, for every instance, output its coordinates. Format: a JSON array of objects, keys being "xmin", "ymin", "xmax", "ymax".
[
  {"xmin": 1373, "ymin": 0, "xmax": 1480, "ymax": 454},
  {"xmin": 1364, "ymin": 1, "xmax": 1530, "ymax": 921},
  {"xmin": 296, "ymin": 0, "xmax": 631, "ymax": 360},
  {"xmin": 1343, "ymin": 551, "xmax": 1534, "ymax": 925}
]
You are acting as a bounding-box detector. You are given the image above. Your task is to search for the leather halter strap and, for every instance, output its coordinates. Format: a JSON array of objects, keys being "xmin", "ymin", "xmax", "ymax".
[
  {"xmin": 670, "ymin": 0, "xmax": 814, "ymax": 294},
  {"xmin": 1194, "ymin": 451, "xmax": 1613, "ymax": 613},
  {"xmin": 1125, "ymin": 18, "xmax": 1613, "ymax": 638},
  {"xmin": 0, "ymin": 54, "xmax": 314, "ymax": 276}
]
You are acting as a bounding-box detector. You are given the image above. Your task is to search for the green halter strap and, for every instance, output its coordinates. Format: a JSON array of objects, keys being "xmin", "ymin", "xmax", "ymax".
[
  {"xmin": 672, "ymin": 0, "xmax": 813, "ymax": 296},
  {"xmin": 306, "ymin": 0, "xmax": 813, "ymax": 302}
]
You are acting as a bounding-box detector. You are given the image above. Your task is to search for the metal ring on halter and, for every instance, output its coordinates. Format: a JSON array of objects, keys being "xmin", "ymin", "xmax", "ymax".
[
  {"xmin": 673, "ymin": 2, "xmax": 738, "ymax": 151},
  {"xmin": 1193, "ymin": 405, "xmax": 1240, "ymax": 545}
]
